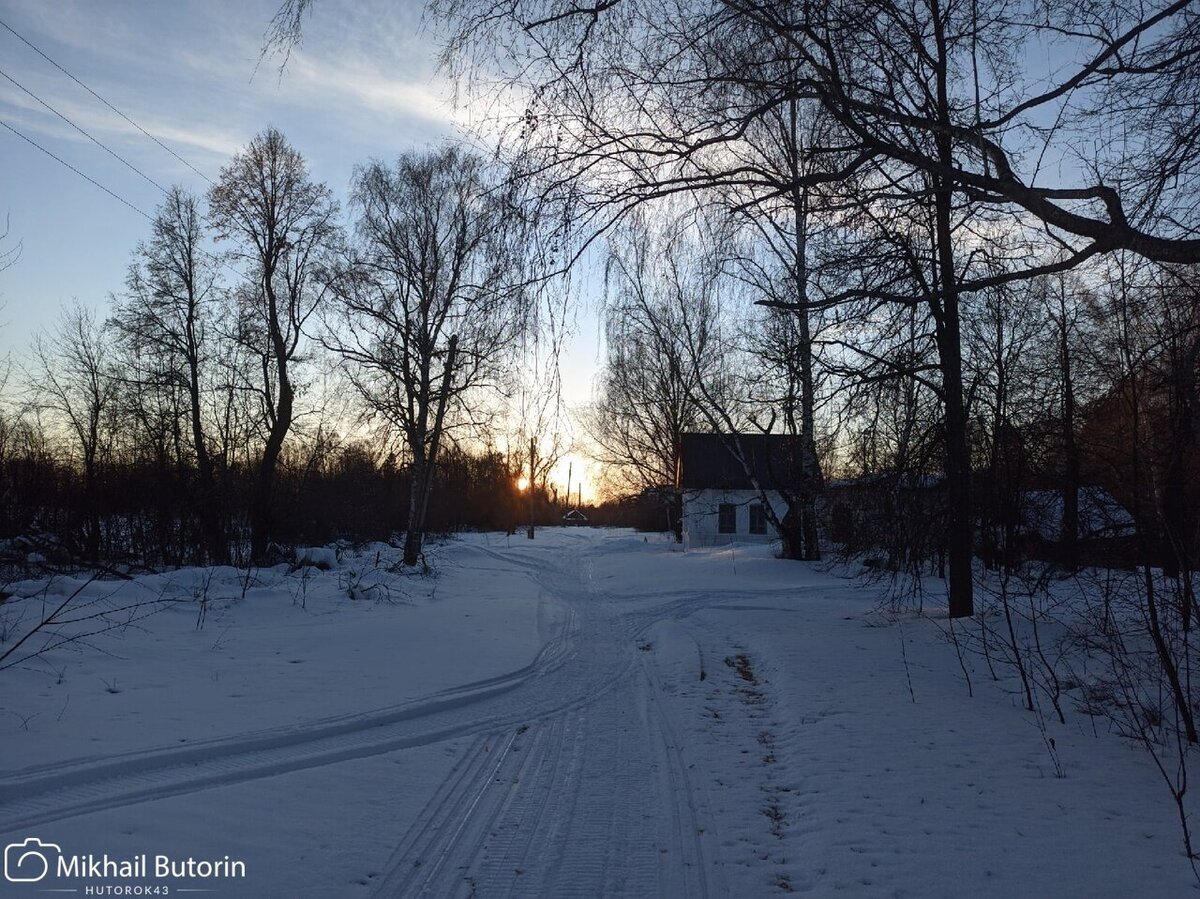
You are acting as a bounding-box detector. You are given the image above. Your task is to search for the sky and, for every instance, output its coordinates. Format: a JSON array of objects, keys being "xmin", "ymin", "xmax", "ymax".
[{"xmin": 0, "ymin": 0, "xmax": 604, "ymax": 499}]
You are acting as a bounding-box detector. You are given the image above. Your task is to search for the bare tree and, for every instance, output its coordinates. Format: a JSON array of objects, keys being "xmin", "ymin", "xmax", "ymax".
[
  {"xmin": 28, "ymin": 305, "xmax": 119, "ymax": 562},
  {"xmin": 812, "ymin": 167, "xmax": 979, "ymax": 596},
  {"xmin": 589, "ymin": 224, "xmax": 711, "ymax": 494},
  {"xmin": 588, "ymin": 319, "xmax": 698, "ymax": 495},
  {"xmin": 825, "ymin": 299, "xmax": 948, "ymax": 582},
  {"xmin": 961, "ymin": 278, "xmax": 1048, "ymax": 572},
  {"xmin": 507, "ymin": 352, "xmax": 569, "ymax": 500},
  {"xmin": 1081, "ymin": 253, "xmax": 1199, "ymax": 741},
  {"xmin": 604, "ymin": 212, "xmax": 838, "ymax": 559},
  {"xmin": 1044, "ymin": 274, "xmax": 1087, "ymax": 571},
  {"xmin": 208, "ymin": 128, "xmax": 338, "ymax": 561},
  {"xmin": 110, "ymin": 188, "xmax": 227, "ymax": 563},
  {"xmin": 716, "ymin": 94, "xmax": 841, "ymax": 560},
  {"xmin": 324, "ymin": 147, "xmax": 534, "ymax": 566}
]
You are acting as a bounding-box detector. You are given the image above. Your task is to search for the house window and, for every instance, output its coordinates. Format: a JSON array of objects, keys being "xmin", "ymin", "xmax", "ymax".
[
  {"xmin": 718, "ymin": 503, "xmax": 737, "ymax": 534},
  {"xmin": 749, "ymin": 503, "xmax": 767, "ymax": 534}
]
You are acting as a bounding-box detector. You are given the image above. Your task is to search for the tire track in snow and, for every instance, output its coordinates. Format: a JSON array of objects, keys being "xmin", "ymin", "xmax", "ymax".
[
  {"xmin": 0, "ymin": 590, "xmax": 588, "ymax": 832},
  {"xmin": 364, "ymin": 541, "xmax": 646, "ymax": 897},
  {"xmin": 361, "ymin": 731, "xmax": 497, "ymax": 893},
  {"xmin": 358, "ymin": 539, "xmax": 731, "ymax": 897},
  {"xmin": 0, "ymin": 540, "xmax": 639, "ymax": 833},
  {"xmin": 640, "ymin": 654, "xmax": 725, "ymax": 899},
  {"xmin": 462, "ymin": 718, "xmax": 570, "ymax": 897},
  {"xmin": 368, "ymin": 715, "xmax": 577, "ymax": 898},
  {"xmin": 367, "ymin": 728, "xmax": 522, "ymax": 897},
  {"xmin": 4, "ymin": 535, "xmax": 738, "ymax": 896}
]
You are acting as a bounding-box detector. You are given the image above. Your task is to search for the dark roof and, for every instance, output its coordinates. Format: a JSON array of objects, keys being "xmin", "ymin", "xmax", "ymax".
[{"xmin": 677, "ymin": 433, "xmax": 798, "ymax": 490}]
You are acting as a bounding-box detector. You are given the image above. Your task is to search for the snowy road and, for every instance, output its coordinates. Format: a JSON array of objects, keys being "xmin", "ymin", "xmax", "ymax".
[
  {"xmin": 366, "ymin": 540, "xmax": 729, "ymax": 898},
  {"xmin": 2, "ymin": 535, "xmax": 734, "ymax": 896},
  {"xmin": 2, "ymin": 530, "xmax": 1195, "ymax": 897}
]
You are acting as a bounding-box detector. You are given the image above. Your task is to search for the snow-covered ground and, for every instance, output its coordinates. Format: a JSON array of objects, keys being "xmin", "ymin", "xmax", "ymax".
[{"xmin": 0, "ymin": 530, "xmax": 1191, "ymax": 897}]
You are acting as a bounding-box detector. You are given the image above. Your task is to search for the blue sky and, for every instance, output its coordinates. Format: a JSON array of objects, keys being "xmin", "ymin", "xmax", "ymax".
[{"xmin": 0, "ymin": 0, "xmax": 603, "ymax": 412}]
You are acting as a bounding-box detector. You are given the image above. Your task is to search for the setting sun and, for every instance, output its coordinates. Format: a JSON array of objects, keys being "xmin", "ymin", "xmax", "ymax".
[
  {"xmin": 516, "ymin": 476, "xmax": 530, "ymax": 491},
  {"xmin": 548, "ymin": 454, "xmax": 598, "ymax": 505}
]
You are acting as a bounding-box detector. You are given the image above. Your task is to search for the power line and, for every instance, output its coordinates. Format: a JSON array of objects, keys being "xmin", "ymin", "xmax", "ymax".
[
  {"xmin": 0, "ymin": 65, "xmax": 169, "ymax": 195},
  {"xmin": 0, "ymin": 118, "xmax": 249, "ymax": 286},
  {"xmin": 0, "ymin": 22, "xmax": 249, "ymax": 285},
  {"xmin": 0, "ymin": 15, "xmax": 212, "ymax": 184},
  {"xmin": 0, "ymin": 118, "xmax": 151, "ymax": 220}
]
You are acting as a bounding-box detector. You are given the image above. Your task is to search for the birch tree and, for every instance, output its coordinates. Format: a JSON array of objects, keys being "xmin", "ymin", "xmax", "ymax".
[
  {"xmin": 208, "ymin": 128, "xmax": 338, "ymax": 561},
  {"xmin": 324, "ymin": 147, "xmax": 534, "ymax": 565}
]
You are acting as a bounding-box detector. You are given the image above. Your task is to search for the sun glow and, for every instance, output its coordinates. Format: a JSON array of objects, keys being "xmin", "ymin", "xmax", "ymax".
[
  {"xmin": 548, "ymin": 454, "xmax": 598, "ymax": 505},
  {"xmin": 517, "ymin": 476, "xmax": 530, "ymax": 491}
]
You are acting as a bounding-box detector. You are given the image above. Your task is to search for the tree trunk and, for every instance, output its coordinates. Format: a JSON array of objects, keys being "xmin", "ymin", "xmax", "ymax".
[
  {"xmin": 186, "ymin": 299, "xmax": 225, "ymax": 564},
  {"xmin": 403, "ymin": 336, "xmax": 458, "ymax": 566},
  {"xmin": 797, "ymin": 317, "xmax": 822, "ymax": 561},
  {"xmin": 936, "ymin": 277, "xmax": 974, "ymax": 618},
  {"xmin": 779, "ymin": 509, "xmax": 809, "ymax": 561},
  {"xmin": 933, "ymin": 1, "xmax": 974, "ymax": 618},
  {"xmin": 251, "ymin": 394, "xmax": 291, "ymax": 562},
  {"xmin": 787, "ymin": 98, "xmax": 823, "ymax": 562},
  {"xmin": 84, "ymin": 452, "xmax": 100, "ymax": 564},
  {"xmin": 250, "ymin": 282, "xmax": 294, "ymax": 563},
  {"xmin": 1059, "ymin": 305, "xmax": 1080, "ymax": 571},
  {"xmin": 403, "ymin": 454, "xmax": 428, "ymax": 566}
]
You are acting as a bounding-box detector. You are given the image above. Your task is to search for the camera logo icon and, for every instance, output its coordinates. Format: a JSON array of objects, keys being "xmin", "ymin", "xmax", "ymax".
[{"xmin": 5, "ymin": 838, "xmax": 60, "ymax": 883}]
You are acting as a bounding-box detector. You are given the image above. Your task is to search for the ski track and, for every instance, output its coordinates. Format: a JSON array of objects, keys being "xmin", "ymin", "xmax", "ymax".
[
  {"xmin": 362, "ymin": 539, "xmax": 732, "ymax": 897},
  {"xmin": 1, "ymin": 535, "xmax": 750, "ymax": 895}
]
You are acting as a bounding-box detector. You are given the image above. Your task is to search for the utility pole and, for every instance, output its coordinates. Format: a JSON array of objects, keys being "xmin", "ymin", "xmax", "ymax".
[{"xmin": 527, "ymin": 436, "xmax": 536, "ymax": 539}]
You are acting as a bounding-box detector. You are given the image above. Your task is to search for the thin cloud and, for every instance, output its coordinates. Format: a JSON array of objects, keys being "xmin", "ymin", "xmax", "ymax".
[
  {"xmin": 0, "ymin": 77, "xmax": 243, "ymax": 167},
  {"xmin": 282, "ymin": 51, "xmax": 462, "ymax": 128}
]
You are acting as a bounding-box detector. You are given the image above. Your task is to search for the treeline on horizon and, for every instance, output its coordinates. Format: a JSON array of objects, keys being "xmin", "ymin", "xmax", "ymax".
[
  {"xmin": 0, "ymin": 129, "xmax": 660, "ymax": 573},
  {"xmin": 0, "ymin": 429, "xmax": 660, "ymax": 571}
]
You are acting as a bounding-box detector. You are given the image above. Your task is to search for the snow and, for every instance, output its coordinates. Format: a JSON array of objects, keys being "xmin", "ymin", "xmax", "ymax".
[
  {"xmin": 293, "ymin": 545, "xmax": 341, "ymax": 569},
  {"xmin": 0, "ymin": 530, "xmax": 1192, "ymax": 896}
]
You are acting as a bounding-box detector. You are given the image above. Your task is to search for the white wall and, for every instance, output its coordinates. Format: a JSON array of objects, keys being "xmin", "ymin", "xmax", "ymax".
[{"xmin": 681, "ymin": 488, "xmax": 788, "ymax": 549}]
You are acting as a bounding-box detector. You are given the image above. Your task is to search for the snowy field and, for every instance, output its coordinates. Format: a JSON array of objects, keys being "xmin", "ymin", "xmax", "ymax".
[{"xmin": 0, "ymin": 529, "xmax": 1192, "ymax": 897}]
